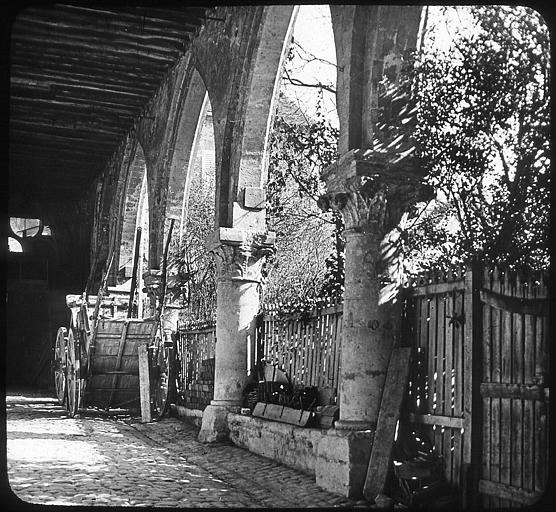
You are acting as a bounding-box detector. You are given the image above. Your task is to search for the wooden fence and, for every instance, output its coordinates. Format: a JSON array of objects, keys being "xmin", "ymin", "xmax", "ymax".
[
  {"xmin": 400, "ymin": 265, "xmax": 549, "ymax": 508},
  {"xmin": 259, "ymin": 300, "xmax": 343, "ymax": 402},
  {"xmin": 175, "ymin": 323, "xmax": 215, "ymax": 408},
  {"xmin": 174, "ymin": 265, "xmax": 548, "ymax": 506},
  {"xmin": 477, "ymin": 267, "xmax": 549, "ymax": 509},
  {"xmin": 400, "ymin": 267, "xmax": 472, "ymax": 501}
]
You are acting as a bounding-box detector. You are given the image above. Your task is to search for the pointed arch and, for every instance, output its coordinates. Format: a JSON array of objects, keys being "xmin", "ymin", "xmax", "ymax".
[
  {"xmin": 164, "ymin": 68, "xmax": 210, "ymax": 245},
  {"xmin": 115, "ymin": 142, "xmax": 148, "ymax": 285}
]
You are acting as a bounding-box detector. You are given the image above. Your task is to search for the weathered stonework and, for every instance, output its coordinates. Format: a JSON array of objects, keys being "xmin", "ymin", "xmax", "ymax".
[
  {"xmin": 198, "ymin": 228, "xmax": 275, "ymax": 443},
  {"xmin": 76, "ymin": 4, "xmax": 427, "ymax": 500},
  {"xmin": 315, "ymin": 428, "xmax": 374, "ymax": 499},
  {"xmin": 320, "ymin": 151, "xmax": 430, "ymax": 431},
  {"xmin": 209, "ymin": 229, "xmax": 275, "ymax": 283},
  {"xmin": 141, "ymin": 269, "xmax": 162, "ymax": 318},
  {"xmin": 228, "ymin": 413, "xmax": 327, "ymax": 475}
]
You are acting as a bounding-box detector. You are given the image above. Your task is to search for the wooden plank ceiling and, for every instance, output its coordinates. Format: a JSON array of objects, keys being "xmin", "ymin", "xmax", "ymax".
[{"xmin": 9, "ymin": 3, "xmax": 213, "ymax": 218}]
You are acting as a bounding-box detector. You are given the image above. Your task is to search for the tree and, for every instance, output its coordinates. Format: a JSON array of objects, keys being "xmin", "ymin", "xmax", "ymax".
[
  {"xmin": 403, "ymin": 5, "xmax": 550, "ymax": 273},
  {"xmin": 264, "ymin": 94, "xmax": 344, "ymax": 309}
]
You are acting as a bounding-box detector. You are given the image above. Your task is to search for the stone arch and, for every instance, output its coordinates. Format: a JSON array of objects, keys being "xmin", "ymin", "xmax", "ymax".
[
  {"xmin": 192, "ymin": 5, "xmax": 298, "ymax": 231},
  {"xmin": 329, "ymin": 5, "xmax": 423, "ymax": 154},
  {"xmin": 115, "ymin": 142, "xmax": 149, "ymax": 286},
  {"xmin": 163, "ymin": 67, "xmax": 210, "ymax": 246},
  {"xmin": 227, "ymin": 5, "xmax": 298, "ymax": 230}
]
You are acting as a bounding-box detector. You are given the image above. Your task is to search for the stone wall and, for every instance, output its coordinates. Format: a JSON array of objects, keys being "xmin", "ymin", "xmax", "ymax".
[{"xmin": 227, "ymin": 413, "xmax": 327, "ymax": 475}]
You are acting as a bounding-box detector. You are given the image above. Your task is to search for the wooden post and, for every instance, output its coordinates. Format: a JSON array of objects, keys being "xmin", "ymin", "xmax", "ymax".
[
  {"xmin": 363, "ymin": 346, "xmax": 412, "ymax": 502},
  {"xmin": 158, "ymin": 218, "xmax": 175, "ymax": 318},
  {"xmin": 128, "ymin": 227, "xmax": 142, "ymax": 318},
  {"xmin": 138, "ymin": 343, "xmax": 152, "ymax": 423},
  {"xmin": 462, "ymin": 261, "xmax": 483, "ymax": 508}
]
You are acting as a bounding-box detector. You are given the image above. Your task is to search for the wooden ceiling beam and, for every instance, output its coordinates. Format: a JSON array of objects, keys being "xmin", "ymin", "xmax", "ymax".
[
  {"xmin": 17, "ymin": 9, "xmax": 194, "ymax": 40},
  {"xmin": 15, "ymin": 14, "xmax": 195, "ymax": 46},
  {"xmin": 13, "ymin": 22, "xmax": 189, "ymax": 57},
  {"xmin": 10, "ymin": 71, "xmax": 154, "ymax": 99},
  {"xmin": 11, "ymin": 77, "xmax": 152, "ymax": 103},
  {"xmin": 50, "ymin": 4, "xmax": 205, "ymax": 33},
  {"xmin": 10, "ymin": 102, "xmax": 133, "ymax": 125},
  {"xmin": 11, "ymin": 93, "xmax": 146, "ymax": 115},
  {"xmin": 11, "ymin": 66, "xmax": 155, "ymax": 97},
  {"xmin": 9, "ymin": 108, "xmax": 130, "ymax": 131},
  {"xmin": 9, "ymin": 4, "xmax": 208, "ymax": 209},
  {"xmin": 10, "ymin": 118, "xmax": 125, "ymax": 138},
  {"xmin": 12, "ymin": 34, "xmax": 179, "ymax": 64},
  {"xmin": 11, "ymin": 44, "xmax": 171, "ymax": 77},
  {"xmin": 26, "ymin": 5, "xmax": 202, "ymax": 33},
  {"xmin": 11, "ymin": 54, "xmax": 165, "ymax": 87}
]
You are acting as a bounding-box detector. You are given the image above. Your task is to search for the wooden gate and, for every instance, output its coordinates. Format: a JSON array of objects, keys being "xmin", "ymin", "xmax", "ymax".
[
  {"xmin": 401, "ymin": 267, "xmax": 473, "ymax": 498},
  {"xmin": 478, "ymin": 268, "xmax": 549, "ymax": 508},
  {"xmin": 401, "ymin": 265, "xmax": 549, "ymax": 507}
]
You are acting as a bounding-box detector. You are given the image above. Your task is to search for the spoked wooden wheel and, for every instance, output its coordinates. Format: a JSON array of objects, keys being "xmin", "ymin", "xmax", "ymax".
[
  {"xmin": 151, "ymin": 333, "xmax": 176, "ymax": 418},
  {"xmin": 66, "ymin": 328, "xmax": 82, "ymax": 417},
  {"xmin": 53, "ymin": 327, "xmax": 68, "ymax": 405}
]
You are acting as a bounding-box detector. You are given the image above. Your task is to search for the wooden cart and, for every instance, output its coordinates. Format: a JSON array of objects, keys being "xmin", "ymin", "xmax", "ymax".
[{"xmin": 53, "ymin": 291, "xmax": 175, "ymax": 419}]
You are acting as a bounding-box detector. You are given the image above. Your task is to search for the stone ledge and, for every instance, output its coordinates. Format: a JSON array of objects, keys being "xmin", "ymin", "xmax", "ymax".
[
  {"xmin": 227, "ymin": 413, "xmax": 329, "ymax": 475},
  {"xmin": 172, "ymin": 406, "xmax": 375, "ymax": 499},
  {"xmin": 171, "ymin": 404, "xmax": 203, "ymax": 428}
]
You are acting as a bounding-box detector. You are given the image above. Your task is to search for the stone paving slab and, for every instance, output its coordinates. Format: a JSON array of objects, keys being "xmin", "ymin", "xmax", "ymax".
[{"xmin": 5, "ymin": 392, "xmax": 358, "ymax": 508}]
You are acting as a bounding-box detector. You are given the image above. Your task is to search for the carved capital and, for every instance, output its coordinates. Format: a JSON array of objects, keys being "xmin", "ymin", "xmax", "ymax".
[
  {"xmin": 319, "ymin": 152, "xmax": 432, "ymax": 236},
  {"xmin": 209, "ymin": 228, "xmax": 275, "ymax": 283},
  {"xmin": 142, "ymin": 269, "xmax": 163, "ymax": 298},
  {"xmin": 141, "ymin": 269, "xmax": 162, "ymax": 317}
]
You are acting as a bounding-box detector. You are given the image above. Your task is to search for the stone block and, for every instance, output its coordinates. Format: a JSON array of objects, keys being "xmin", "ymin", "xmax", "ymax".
[
  {"xmin": 197, "ymin": 404, "xmax": 230, "ymax": 443},
  {"xmin": 315, "ymin": 428, "xmax": 374, "ymax": 499},
  {"xmin": 243, "ymin": 187, "xmax": 266, "ymax": 209},
  {"xmin": 228, "ymin": 413, "xmax": 327, "ymax": 475}
]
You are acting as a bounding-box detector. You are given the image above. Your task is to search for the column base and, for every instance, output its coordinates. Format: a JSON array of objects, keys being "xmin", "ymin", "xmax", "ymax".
[
  {"xmin": 197, "ymin": 405, "xmax": 231, "ymax": 443},
  {"xmin": 209, "ymin": 399, "xmax": 242, "ymax": 412},
  {"xmin": 335, "ymin": 419, "xmax": 374, "ymax": 431},
  {"xmin": 315, "ymin": 428, "xmax": 374, "ymax": 499}
]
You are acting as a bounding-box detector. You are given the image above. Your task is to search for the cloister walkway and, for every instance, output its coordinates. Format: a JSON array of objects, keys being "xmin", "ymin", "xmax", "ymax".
[{"xmin": 5, "ymin": 391, "xmax": 359, "ymax": 508}]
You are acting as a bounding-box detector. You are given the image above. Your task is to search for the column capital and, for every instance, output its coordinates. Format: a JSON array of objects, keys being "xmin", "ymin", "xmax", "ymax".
[
  {"xmin": 142, "ymin": 269, "xmax": 163, "ymax": 292},
  {"xmin": 141, "ymin": 268, "xmax": 162, "ymax": 319},
  {"xmin": 318, "ymin": 149, "xmax": 432, "ymax": 235},
  {"xmin": 208, "ymin": 227, "xmax": 275, "ymax": 283}
]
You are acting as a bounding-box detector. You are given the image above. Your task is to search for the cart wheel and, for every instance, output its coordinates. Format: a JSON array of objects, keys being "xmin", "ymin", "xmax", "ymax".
[
  {"xmin": 54, "ymin": 327, "xmax": 68, "ymax": 405},
  {"xmin": 151, "ymin": 335, "xmax": 176, "ymax": 418},
  {"xmin": 66, "ymin": 328, "xmax": 81, "ymax": 417}
]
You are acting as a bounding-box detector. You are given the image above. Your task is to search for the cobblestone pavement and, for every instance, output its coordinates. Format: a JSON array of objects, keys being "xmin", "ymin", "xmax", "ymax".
[{"xmin": 5, "ymin": 391, "xmax": 357, "ymax": 508}]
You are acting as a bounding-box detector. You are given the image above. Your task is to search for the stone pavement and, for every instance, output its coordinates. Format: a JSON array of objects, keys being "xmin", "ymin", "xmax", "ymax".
[{"xmin": 5, "ymin": 391, "xmax": 358, "ymax": 508}]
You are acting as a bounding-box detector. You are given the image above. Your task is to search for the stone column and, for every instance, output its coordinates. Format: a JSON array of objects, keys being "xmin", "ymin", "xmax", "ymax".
[
  {"xmin": 328, "ymin": 178, "xmax": 400, "ymax": 430},
  {"xmin": 142, "ymin": 269, "xmax": 162, "ymax": 319},
  {"xmin": 198, "ymin": 227, "xmax": 274, "ymax": 443},
  {"xmin": 315, "ymin": 151, "xmax": 430, "ymax": 497}
]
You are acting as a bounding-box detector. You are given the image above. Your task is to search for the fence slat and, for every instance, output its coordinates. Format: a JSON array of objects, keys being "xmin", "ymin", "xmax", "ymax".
[
  {"xmin": 534, "ymin": 278, "xmax": 548, "ymax": 494},
  {"xmin": 500, "ymin": 272, "xmax": 512, "ymax": 491},
  {"xmin": 440, "ymin": 293, "xmax": 453, "ymax": 483},
  {"xmin": 511, "ymin": 275, "xmax": 524, "ymax": 492},
  {"xmin": 174, "ymin": 262, "xmax": 548, "ymax": 508}
]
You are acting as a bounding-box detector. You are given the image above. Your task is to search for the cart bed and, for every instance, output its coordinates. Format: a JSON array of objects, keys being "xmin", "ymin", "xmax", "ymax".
[{"xmin": 86, "ymin": 318, "xmax": 157, "ymax": 410}]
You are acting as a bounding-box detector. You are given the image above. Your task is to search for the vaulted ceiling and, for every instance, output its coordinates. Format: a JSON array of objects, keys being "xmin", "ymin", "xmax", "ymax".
[{"xmin": 8, "ymin": 4, "xmax": 213, "ymax": 218}]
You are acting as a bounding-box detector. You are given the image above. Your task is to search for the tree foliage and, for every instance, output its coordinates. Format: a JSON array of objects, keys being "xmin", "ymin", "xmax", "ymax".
[
  {"xmin": 264, "ymin": 95, "xmax": 344, "ymax": 308},
  {"xmin": 404, "ymin": 5, "xmax": 550, "ymax": 273},
  {"xmin": 165, "ymin": 171, "xmax": 217, "ymax": 324}
]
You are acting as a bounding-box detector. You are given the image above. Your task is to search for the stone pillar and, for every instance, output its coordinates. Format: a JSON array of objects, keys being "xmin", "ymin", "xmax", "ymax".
[
  {"xmin": 142, "ymin": 269, "xmax": 162, "ymax": 319},
  {"xmin": 198, "ymin": 227, "xmax": 274, "ymax": 443},
  {"xmin": 315, "ymin": 151, "xmax": 430, "ymax": 498},
  {"xmin": 329, "ymin": 178, "xmax": 399, "ymax": 430}
]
